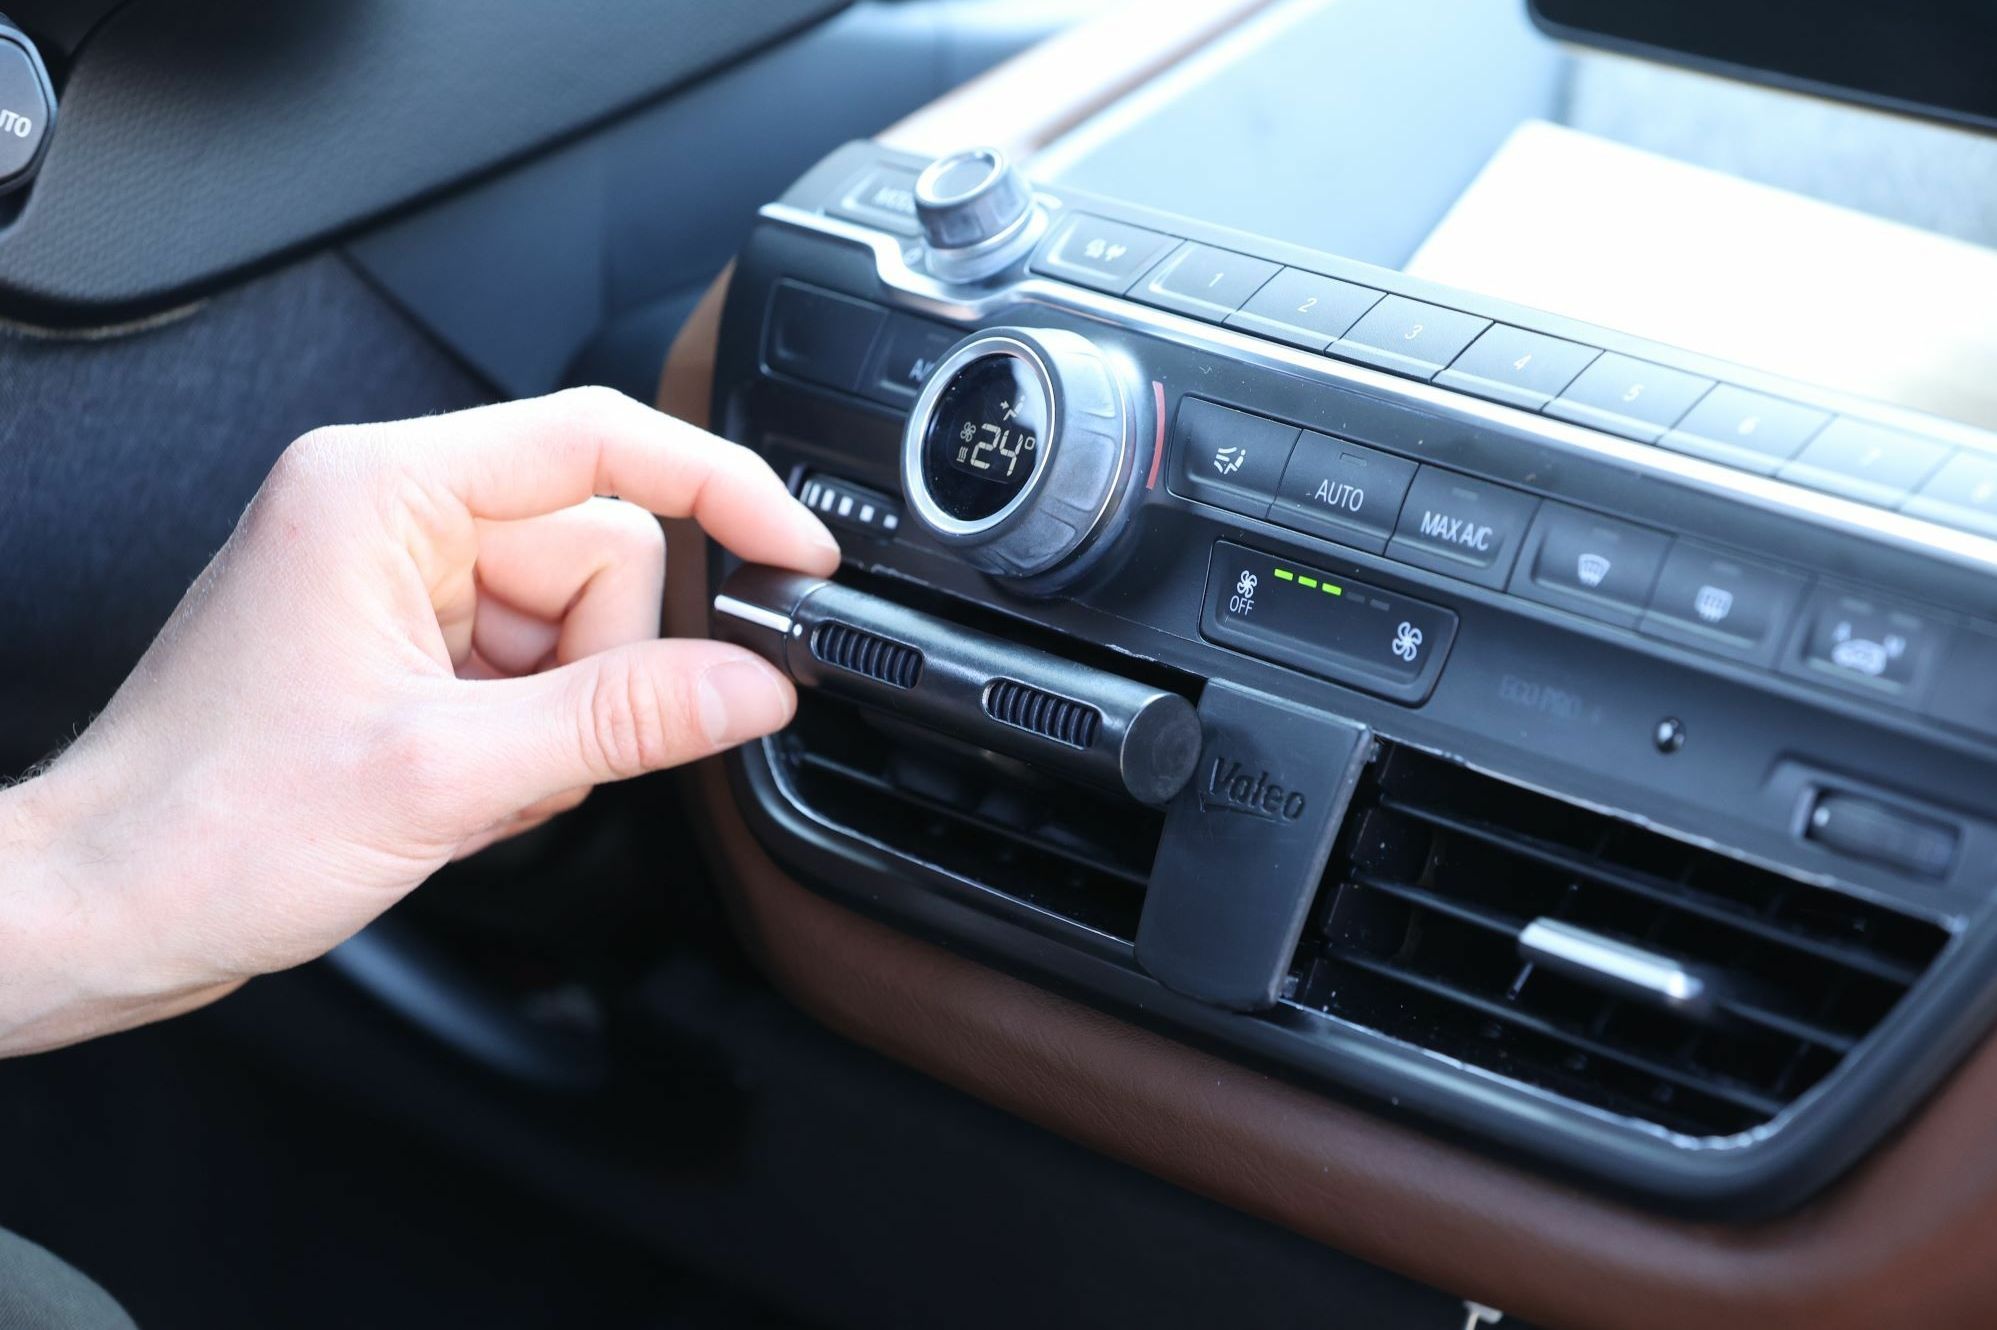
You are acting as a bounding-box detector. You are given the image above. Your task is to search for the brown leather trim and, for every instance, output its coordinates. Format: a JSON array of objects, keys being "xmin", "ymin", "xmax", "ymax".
[{"xmin": 651, "ymin": 18, "xmax": 1997, "ymax": 1324}]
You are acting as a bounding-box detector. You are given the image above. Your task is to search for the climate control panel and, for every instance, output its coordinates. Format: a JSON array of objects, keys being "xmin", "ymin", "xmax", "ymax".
[{"xmin": 704, "ymin": 139, "xmax": 1997, "ymax": 1217}]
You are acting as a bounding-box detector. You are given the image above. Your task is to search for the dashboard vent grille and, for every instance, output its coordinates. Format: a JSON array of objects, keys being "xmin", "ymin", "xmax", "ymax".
[
  {"xmin": 984, "ymin": 679, "xmax": 1101, "ymax": 749},
  {"xmin": 810, "ymin": 620, "xmax": 922, "ymax": 689},
  {"xmin": 1291, "ymin": 746, "xmax": 1950, "ymax": 1138},
  {"xmin": 776, "ymin": 695, "xmax": 1160, "ymax": 940}
]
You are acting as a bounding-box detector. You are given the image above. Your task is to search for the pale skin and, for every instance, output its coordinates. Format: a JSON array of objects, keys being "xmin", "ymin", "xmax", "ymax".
[{"xmin": 0, "ymin": 387, "xmax": 840, "ymax": 1057}]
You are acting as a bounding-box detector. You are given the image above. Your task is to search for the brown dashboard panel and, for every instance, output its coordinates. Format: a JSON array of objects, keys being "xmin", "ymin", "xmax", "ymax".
[{"xmin": 650, "ymin": 6, "xmax": 1997, "ymax": 1326}]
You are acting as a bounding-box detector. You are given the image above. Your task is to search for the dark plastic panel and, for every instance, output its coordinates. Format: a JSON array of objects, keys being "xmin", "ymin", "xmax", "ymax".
[{"xmin": 0, "ymin": 0, "xmax": 845, "ymax": 324}]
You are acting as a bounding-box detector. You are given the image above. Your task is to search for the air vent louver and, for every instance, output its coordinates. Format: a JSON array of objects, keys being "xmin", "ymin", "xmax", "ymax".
[
  {"xmin": 1291, "ymin": 746, "xmax": 1950, "ymax": 1138},
  {"xmin": 810, "ymin": 620, "xmax": 922, "ymax": 689},
  {"xmin": 778, "ymin": 696, "xmax": 1161, "ymax": 940},
  {"xmin": 984, "ymin": 679, "xmax": 1102, "ymax": 749}
]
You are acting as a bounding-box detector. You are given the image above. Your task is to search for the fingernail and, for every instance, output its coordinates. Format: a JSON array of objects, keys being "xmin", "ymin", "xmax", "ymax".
[
  {"xmin": 797, "ymin": 507, "xmax": 841, "ymax": 557},
  {"xmin": 697, "ymin": 658, "xmax": 793, "ymax": 747}
]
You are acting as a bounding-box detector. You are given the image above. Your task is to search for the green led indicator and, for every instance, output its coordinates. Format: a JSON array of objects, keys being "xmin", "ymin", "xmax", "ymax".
[
  {"xmin": 1297, "ymin": 575, "xmax": 1319, "ymax": 589},
  {"xmin": 1322, "ymin": 582, "xmax": 1342, "ymax": 595},
  {"xmin": 1271, "ymin": 567, "xmax": 1295, "ymax": 581}
]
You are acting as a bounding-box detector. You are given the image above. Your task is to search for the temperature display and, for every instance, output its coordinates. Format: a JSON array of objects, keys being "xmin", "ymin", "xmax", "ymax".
[{"xmin": 920, "ymin": 353, "xmax": 1048, "ymax": 523}]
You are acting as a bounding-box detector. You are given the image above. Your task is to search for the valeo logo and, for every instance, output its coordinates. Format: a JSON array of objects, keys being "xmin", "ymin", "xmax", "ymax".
[{"xmin": 1196, "ymin": 756, "xmax": 1306, "ymax": 822}]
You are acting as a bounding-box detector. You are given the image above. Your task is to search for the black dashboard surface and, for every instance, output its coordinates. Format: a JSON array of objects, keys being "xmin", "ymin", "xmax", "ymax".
[{"xmin": 0, "ymin": 0, "xmax": 845, "ymax": 325}]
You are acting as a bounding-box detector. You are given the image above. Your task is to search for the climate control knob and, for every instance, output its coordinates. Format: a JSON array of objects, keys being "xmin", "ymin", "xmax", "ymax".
[
  {"xmin": 902, "ymin": 326, "xmax": 1144, "ymax": 584},
  {"xmin": 912, "ymin": 147, "xmax": 1044, "ymax": 282}
]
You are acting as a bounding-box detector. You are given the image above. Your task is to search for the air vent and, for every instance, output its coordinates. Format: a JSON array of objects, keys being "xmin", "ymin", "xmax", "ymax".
[
  {"xmin": 777, "ymin": 695, "xmax": 1161, "ymax": 939},
  {"xmin": 984, "ymin": 679, "xmax": 1102, "ymax": 749},
  {"xmin": 810, "ymin": 620, "xmax": 922, "ymax": 688},
  {"xmin": 1290, "ymin": 745, "xmax": 1951, "ymax": 1138}
]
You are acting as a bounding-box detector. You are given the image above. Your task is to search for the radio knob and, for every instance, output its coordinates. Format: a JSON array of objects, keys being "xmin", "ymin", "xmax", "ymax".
[
  {"xmin": 902, "ymin": 326, "xmax": 1144, "ymax": 585},
  {"xmin": 913, "ymin": 147, "xmax": 1041, "ymax": 282}
]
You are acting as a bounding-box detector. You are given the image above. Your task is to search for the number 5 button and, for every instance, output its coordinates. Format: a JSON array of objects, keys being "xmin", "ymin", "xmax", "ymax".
[{"xmin": 1546, "ymin": 353, "xmax": 1714, "ymax": 442}]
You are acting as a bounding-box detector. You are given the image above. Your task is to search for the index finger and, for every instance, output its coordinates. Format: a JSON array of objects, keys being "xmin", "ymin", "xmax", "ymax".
[{"xmin": 384, "ymin": 387, "xmax": 840, "ymax": 576}]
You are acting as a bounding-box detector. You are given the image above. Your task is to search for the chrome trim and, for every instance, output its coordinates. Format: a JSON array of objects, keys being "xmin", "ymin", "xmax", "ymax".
[
  {"xmin": 712, "ymin": 594, "xmax": 794, "ymax": 637},
  {"xmin": 901, "ymin": 332, "xmax": 1060, "ymax": 541},
  {"xmin": 759, "ymin": 201, "xmax": 1997, "ymax": 584},
  {"xmin": 1520, "ymin": 918, "xmax": 1712, "ymax": 1015},
  {"xmin": 923, "ymin": 204, "xmax": 1049, "ymax": 283}
]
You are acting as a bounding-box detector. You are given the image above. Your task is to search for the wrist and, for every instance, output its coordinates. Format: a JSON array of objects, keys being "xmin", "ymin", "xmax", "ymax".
[{"xmin": 0, "ymin": 756, "xmax": 227, "ymax": 1056}]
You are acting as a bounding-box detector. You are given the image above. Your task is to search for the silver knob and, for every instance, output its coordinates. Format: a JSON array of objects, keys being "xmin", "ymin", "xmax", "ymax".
[
  {"xmin": 902, "ymin": 327, "xmax": 1144, "ymax": 584},
  {"xmin": 913, "ymin": 147, "xmax": 1043, "ymax": 282}
]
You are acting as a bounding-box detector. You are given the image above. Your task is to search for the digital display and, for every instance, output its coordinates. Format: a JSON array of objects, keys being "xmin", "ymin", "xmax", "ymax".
[{"xmin": 920, "ymin": 353, "xmax": 1047, "ymax": 523}]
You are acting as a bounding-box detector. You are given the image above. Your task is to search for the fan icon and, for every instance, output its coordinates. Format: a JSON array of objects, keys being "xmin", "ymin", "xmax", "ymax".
[{"xmin": 1391, "ymin": 621, "xmax": 1423, "ymax": 663}]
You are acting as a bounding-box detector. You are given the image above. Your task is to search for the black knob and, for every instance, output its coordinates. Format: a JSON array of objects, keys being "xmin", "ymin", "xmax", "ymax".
[
  {"xmin": 901, "ymin": 326, "xmax": 1146, "ymax": 584},
  {"xmin": 913, "ymin": 147, "xmax": 1041, "ymax": 282},
  {"xmin": 0, "ymin": 16, "xmax": 54, "ymax": 196}
]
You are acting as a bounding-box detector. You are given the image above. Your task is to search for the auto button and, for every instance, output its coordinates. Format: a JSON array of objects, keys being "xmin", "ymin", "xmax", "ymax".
[
  {"xmin": 1270, "ymin": 433, "xmax": 1415, "ymax": 554},
  {"xmin": 0, "ymin": 26, "xmax": 54, "ymax": 192}
]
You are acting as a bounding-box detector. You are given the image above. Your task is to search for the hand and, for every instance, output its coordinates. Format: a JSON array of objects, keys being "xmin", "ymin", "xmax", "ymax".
[{"xmin": 0, "ymin": 387, "xmax": 838, "ymax": 1055}]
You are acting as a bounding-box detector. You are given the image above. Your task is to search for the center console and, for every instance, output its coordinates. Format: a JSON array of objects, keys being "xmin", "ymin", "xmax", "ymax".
[{"xmin": 703, "ymin": 137, "xmax": 1997, "ymax": 1216}]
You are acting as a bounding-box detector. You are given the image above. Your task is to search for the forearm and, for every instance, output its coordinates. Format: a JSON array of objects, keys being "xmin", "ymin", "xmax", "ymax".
[{"xmin": 0, "ymin": 764, "xmax": 237, "ymax": 1057}]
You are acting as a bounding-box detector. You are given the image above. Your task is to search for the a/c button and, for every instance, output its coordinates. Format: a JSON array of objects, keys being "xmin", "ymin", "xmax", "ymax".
[{"xmin": 1386, "ymin": 466, "xmax": 1539, "ymax": 589}]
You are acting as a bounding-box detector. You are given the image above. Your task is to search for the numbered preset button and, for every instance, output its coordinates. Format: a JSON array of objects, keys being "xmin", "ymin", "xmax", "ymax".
[
  {"xmin": 1134, "ymin": 243, "xmax": 1282, "ymax": 323},
  {"xmin": 1659, "ymin": 385, "xmax": 1829, "ymax": 475},
  {"xmin": 1435, "ymin": 324, "xmax": 1599, "ymax": 411},
  {"xmin": 1270, "ymin": 433, "xmax": 1416, "ymax": 553},
  {"xmin": 1544, "ymin": 353, "xmax": 1714, "ymax": 443},
  {"xmin": 1224, "ymin": 267, "xmax": 1382, "ymax": 350},
  {"xmin": 1333, "ymin": 295, "xmax": 1492, "ymax": 381}
]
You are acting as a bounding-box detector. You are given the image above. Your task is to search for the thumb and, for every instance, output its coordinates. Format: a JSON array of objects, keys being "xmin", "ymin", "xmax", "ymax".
[{"xmin": 457, "ymin": 638, "xmax": 797, "ymax": 811}]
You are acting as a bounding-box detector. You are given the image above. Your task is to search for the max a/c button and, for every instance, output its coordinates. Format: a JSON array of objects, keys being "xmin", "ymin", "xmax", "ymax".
[{"xmin": 1386, "ymin": 466, "xmax": 1539, "ymax": 589}]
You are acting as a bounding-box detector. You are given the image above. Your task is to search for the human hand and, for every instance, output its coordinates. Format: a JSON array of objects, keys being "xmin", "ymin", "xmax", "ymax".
[{"xmin": 0, "ymin": 387, "xmax": 837, "ymax": 1054}]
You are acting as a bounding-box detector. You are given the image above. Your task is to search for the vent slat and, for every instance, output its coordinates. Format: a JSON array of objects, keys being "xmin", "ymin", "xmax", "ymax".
[
  {"xmin": 1378, "ymin": 796, "xmax": 1923, "ymax": 987},
  {"xmin": 1353, "ymin": 874, "xmax": 1858, "ymax": 1053},
  {"xmin": 790, "ymin": 747, "xmax": 1148, "ymax": 887},
  {"xmin": 1351, "ymin": 874, "xmax": 1523, "ymax": 935},
  {"xmin": 1297, "ymin": 745, "xmax": 1950, "ymax": 1137},
  {"xmin": 1327, "ymin": 948, "xmax": 1788, "ymax": 1118}
]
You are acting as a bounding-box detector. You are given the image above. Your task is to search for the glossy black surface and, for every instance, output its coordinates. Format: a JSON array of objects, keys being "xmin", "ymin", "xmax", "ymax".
[{"xmin": 921, "ymin": 353, "xmax": 1045, "ymax": 522}]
